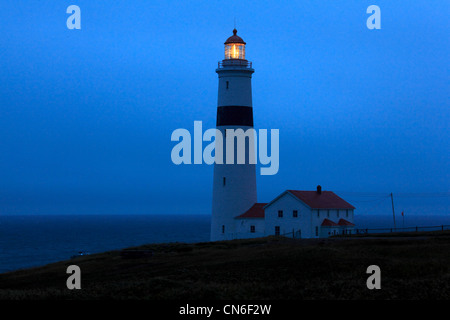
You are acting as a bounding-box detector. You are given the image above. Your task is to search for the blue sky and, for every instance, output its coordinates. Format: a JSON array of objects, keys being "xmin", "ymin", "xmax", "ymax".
[{"xmin": 0, "ymin": 1, "xmax": 449, "ymax": 215}]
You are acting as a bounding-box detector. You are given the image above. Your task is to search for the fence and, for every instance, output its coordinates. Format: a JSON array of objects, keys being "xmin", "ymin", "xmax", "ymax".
[
  {"xmin": 279, "ymin": 225, "xmax": 450, "ymax": 239},
  {"xmin": 354, "ymin": 224, "xmax": 450, "ymax": 235},
  {"xmin": 281, "ymin": 229, "xmax": 302, "ymax": 239}
]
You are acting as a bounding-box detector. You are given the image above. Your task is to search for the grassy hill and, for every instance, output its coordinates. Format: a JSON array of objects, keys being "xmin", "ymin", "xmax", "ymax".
[{"xmin": 1, "ymin": 231, "xmax": 449, "ymax": 300}]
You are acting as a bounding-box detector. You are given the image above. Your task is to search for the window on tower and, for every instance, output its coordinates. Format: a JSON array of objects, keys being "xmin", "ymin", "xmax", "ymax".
[
  {"xmin": 223, "ymin": 177, "xmax": 226, "ymax": 186},
  {"xmin": 222, "ymin": 225, "xmax": 225, "ymax": 233},
  {"xmin": 226, "ymin": 81, "xmax": 229, "ymax": 89},
  {"xmin": 250, "ymin": 225, "xmax": 255, "ymax": 233}
]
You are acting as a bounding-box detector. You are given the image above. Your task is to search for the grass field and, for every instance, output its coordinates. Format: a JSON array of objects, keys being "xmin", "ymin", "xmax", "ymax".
[{"xmin": 1, "ymin": 231, "xmax": 449, "ymax": 300}]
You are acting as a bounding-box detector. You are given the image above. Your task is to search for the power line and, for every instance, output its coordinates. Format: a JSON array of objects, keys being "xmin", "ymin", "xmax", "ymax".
[
  {"xmin": 335, "ymin": 192, "xmax": 450, "ymax": 198},
  {"xmin": 394, "ymin": 193, "xmax": 450, "ymax": 198}
]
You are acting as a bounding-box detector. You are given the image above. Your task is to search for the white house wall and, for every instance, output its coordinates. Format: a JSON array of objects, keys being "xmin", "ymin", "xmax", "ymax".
[
  {"xmin": 312, "ymin": 209, "xmax": 354, "ymax": 225},
  {"xmin": 320, "ymin": 226, "xmax": 340, "ymax": 238},
  {"xmin": 264, "ymin": 193, "xmax": 314, "ymax": 238},
  {"xmin": 235, "ymin": 218, "xmax": 265, "ymax": 239}
]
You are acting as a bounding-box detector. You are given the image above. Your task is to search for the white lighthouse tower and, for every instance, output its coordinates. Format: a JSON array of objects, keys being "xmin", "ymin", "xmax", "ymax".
[{"xmin": 210, "ymin": 29, "xmax": 257, "ymax": 241}]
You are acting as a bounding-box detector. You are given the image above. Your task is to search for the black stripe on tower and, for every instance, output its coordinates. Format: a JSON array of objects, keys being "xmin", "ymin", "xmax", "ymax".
[{"xmin": 216, "ymin": 106, "xmax": 253, "ymax": 127}]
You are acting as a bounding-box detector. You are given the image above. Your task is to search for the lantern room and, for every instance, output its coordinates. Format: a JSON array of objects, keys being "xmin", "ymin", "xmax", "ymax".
[{"xmin": 224, "ymin": 29, "xmax": 246, "ymax": 60}]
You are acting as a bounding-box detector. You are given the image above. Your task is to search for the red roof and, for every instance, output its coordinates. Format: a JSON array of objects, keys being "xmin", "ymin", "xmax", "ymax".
[
  {"xmin": 235, "ymin": 203, "xmax": 267, "ymax": 219},
  {"xmin": 287, "ymin": 190, "xmax": 355, "ymax": 209},
  {"xmin": 321, "ymin": 218, "xmax": 339, "ymax": 227},
  {"xmin": 338, "ymin": 218, "xmax": 355, "ymax": 226}
]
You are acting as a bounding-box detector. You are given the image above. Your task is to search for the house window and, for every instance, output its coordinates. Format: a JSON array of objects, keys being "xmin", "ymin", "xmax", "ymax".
[
  {"xmin": 226, "ymin": 81, "xmax": 229, "ymax": 89},
  {"xmin": 222, "ymin": 225, "xmax": 225, "ymax": 233},
  {"xmin": 337, "ymin": 210, "xmax": 340, "ymax": 218},
  {"xmin": 250, "ymin": 225, "xmax": 255, "ymax": 233},
  {"xmin": 293, "ymin": 210, "xmax": 298, "ymax": 218},
  {"xmin": 317, "ymin": 210, "xmax": 320, "ymax": 218},
  {"xmin": 327, "ymin": 210, "xmax": 330, "ymax": 217},
  {"xmin": 315, "ymin": 226, "xmax": 319, "ymax": 236},
  {"xmin": 278, "ymin": 210, "xmax": 283, "ymax": 218},
  {"xmin": 223, "ymin": 177, "xmax": 226, "ymax": 186},
  {"xmin": 346, "ymin": 209, "xmax": 349, "ymax": 218},
  {"xmin": 275, "ymin": 226, "xmax": 280, "ymax": 236}
]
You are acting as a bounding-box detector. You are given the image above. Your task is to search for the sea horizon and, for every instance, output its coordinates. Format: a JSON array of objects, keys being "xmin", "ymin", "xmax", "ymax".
[{"xmin": 1, "ymin": 212, "xmax": 450, "ymax": 274}]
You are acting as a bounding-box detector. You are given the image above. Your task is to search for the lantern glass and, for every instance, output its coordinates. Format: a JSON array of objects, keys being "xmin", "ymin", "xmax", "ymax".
[{"xmin": 224, "ymin": 43, "xmax": 245, "ymax": 60}]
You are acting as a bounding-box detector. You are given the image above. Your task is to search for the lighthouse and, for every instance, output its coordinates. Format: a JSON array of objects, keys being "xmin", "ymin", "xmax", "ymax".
[{"xmin": 210, "ymin": 29, "xmax": 257, "ymax": 241}]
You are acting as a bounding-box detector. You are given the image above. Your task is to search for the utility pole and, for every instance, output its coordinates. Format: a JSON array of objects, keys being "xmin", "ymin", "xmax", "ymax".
[{"xmin": 391, "ymin": 192, "xmax": 396, "ymax": 229}]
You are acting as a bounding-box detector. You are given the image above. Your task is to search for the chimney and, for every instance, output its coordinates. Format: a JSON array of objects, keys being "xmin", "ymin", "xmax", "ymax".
[{"xmin": 317, "ymin": 185, "xmax": 322, "ymax": 194}]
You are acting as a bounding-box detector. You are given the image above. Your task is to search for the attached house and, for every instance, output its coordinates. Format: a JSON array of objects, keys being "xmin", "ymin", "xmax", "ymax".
[
  {"xmin": 234, "ymin": 185, "xmax": 355, "ymax": 239},
  {"xmin": 235, "ymin": 203, "xmax": 267, "ymax": 239}
]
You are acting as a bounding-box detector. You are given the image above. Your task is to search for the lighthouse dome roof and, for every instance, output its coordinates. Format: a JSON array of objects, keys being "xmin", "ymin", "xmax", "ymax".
[{"xmin": 224, "ymin": 29, "xmax": 246, "ymax": 45}]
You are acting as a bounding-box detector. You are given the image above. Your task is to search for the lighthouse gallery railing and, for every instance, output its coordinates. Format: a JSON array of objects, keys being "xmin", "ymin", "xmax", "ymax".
[{"xmin": 218, "ymin": 60, "xmax": 252, "ymax": 68}]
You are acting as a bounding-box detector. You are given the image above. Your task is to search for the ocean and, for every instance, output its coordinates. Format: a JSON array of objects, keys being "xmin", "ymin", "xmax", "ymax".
[
  {"xmin": 0, "ymin": 214, "xmax": 211, "ymax": 274},
  {"xmin": 1, "ymin": 213, "xmax": 450, "ymax": 274}
]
